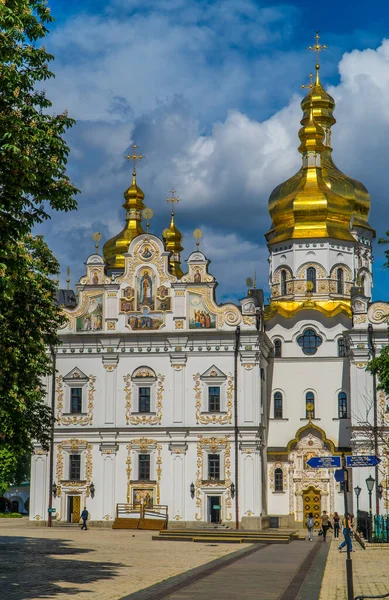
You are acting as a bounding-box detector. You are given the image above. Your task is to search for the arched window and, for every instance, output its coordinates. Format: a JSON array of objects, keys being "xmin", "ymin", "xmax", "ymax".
[
  {"xmin": 338, "ymin": 338, "xmax": 346, "ymax": 357},
  {"xmin": 297, "ymin": 329, "xmax": 323, "ymax": 355},
  {"xmin": 281, "ymin": 270, "xmax": 287, "ymax": 296},
  {"xmin": 274, "ymin": 468, "xmax": 283, "ymax": 492},
  {"xmin": 337, "ymin": 269, "xmax": 344, "ymax": 294},
  {"xmin": 338, "ymin": 392, "xmax": 347, "ymax": 419},
  {"xmin": 306, "ymin": 391, "xmax": 315, "ymax": 419},
  {"xmin": 274, "ymin": 392, "xmax": 283, "ymax": 419},
  {"xmin": 360, "ymin": 275, "xmax": 365, "ymax": 295},
  {"xmin": 274, "ymin": 339, "xmax": 282, "ymax": 358},
  {"xmin": 307, "ymin": 267, "xmax": 317, "ymax": 292}
]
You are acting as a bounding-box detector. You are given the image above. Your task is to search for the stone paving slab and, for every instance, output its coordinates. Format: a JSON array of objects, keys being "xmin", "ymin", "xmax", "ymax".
[
  {"xmin": 319, "ymin": 540, "xmax": 389, "ymax": 600},
  {"xmin": 164, "ymin": 540, "xmax": 316, "ymax": 600},
  {"xmin": 0, "ymin": 523, "xmax": 238, "ymax": 600}
]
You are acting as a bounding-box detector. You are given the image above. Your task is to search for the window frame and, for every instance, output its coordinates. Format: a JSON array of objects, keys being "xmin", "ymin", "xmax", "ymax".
[
  {"xmin": 274, "ymin": 392, "xmax": 283, "ymax": 419},
  {"xmin": 274, "ymin": 468, "xmax": 283, "ymax": 492},
  {"xmin": 274, "ymin": 339, "xmax": 282, "ymax": 358},
  {"xmin": 338, "ymin": 392, "xmax": 348, "ymax": 419},
  {"xmin": 305, "ymin": 391, "xmax": 315, "ymax": 419},
  {"xmin": 297, "ymin": 328, "xmax": 323, "ymax": 356},
  {"xmin": 338, "ymin": 338, "xmax": 346, "ymax": 357},
  {"xmin": 69, "ymin": 454, "xmax": 81, "ymax": 480},
  {"xmin": 208, "ymin": 454, "xmax": 221, "ymax": 481},
  {"xmin": 337, "ymin": 268, "xmax": 344, "ymax": 294},
  {"xmin": 138, "ymin": 454, "xmax": 151, "ymax": 481},
  {"xmin": 280, "ymin": 270, "xmax": 287, "ymax": 296},
  {"xmin": 208, "ymin": 386, "xmax": 221, "ymax": 412},
  {"xmin": 70, "ymin": 387, "xmax": 83, "ymax": 414},
  {"xmin": 131, "ymin": 371, "xmax": 157, "ymax": 414},
  {"xmin": 307, "ymin": 267, "xmax": 317, "ymax": 293},
  {"xmin": 138, "ymin": 387, "xmax": 151, "ymax": 413}
]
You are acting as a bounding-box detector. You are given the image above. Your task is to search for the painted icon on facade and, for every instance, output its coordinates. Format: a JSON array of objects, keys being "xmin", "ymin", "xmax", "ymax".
[
  {"xmin": 128, "ymin": 308, "xmax": 164, "ymax": 330},
  {"xmin": 132, "ymin": 488, "xmax": 154, "ymax": 507},
  {"xmin": 189, "ymin": 293, "xmax": 216, "ymax": 329},
  {"xmin": 76, "ymin": 295, "xmax": 103, "ymax": 331},
  {"xmin": 137, "ymin": 269, "xmax": 155, "ymax": 310}
]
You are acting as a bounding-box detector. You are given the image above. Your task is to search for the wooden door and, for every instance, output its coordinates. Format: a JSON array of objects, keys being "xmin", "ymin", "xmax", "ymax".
[
  {"xmin": 71, "ymin": 496, "xmax": 81, "ymax": 523},
  {"xmin": 303, "ymin": 487, "xmax": 321, "ymax": 528}
]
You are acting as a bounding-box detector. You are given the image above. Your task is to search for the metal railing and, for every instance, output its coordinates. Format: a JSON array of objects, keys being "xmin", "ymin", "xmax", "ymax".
[{"xmin": 116, "ymin": 503, "xmax": 168, "ymax": 520}]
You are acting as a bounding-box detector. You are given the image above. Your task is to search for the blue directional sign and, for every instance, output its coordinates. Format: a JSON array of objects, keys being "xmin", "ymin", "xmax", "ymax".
[
  {"xmin": 307, "ymin": 456, "xmax": 341, "ymax": 469},
  {"xmin": 334, "ymin": 469, "xmax": 345, "ymax": 482},
  {"xmin": 346, "ymin": 455, "xmax": 381, "ymax": 468}
]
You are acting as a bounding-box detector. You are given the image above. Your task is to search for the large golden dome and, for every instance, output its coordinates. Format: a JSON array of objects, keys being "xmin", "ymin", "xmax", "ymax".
[
  {"xmin": 103, "ymin": 170, "xmax": 146, "ymax": 269},
  {"xmin": 267, "ymin": 66, "xmax": 375, "ymax": 241},
  {"xmin": 267, "ymin": 107, "xmax": 354, "ymax": 243}
]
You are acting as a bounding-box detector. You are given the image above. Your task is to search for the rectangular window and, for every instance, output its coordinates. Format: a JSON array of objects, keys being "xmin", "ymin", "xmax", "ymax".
[
  {"xmin": 69, "ymin": 454, "xmax": 81, "ymax": 480},
  {"xmin": 208, "ymin": 387, "xmax": 220, "ymax": 412},
  {"xmin": 208, "ymin": 454, "xmax": 220, "ymax": 480},
  {"xmin": 70, "ymin": 388, "xmax": 82, "ymax": 414},
  {"xmin": 338, "ymin": 393, "xmax": 348, "ymax": 419},
  {"xmin": 139, "ymin": 387, "xmax": 151, "ymax": 413},
  {"xmin": 274, "ymin": 393, "xmax": 283, "ymax": 419},
  {"xmin": 138, "ymin": 454, "xmax": 150, "ymax": 480}
]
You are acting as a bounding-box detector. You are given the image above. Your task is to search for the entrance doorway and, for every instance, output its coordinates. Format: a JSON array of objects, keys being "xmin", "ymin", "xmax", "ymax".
[
  {"xmin": 67, "ymin": 496, "xmax": 81, "ymax": 523},
  {"xmin": 208, "ymin": 496, "xmax": 221, "ymax": 523},
  {"xmin": 303, "ymin": 486, "xmax": 321, "ymax": 529}
]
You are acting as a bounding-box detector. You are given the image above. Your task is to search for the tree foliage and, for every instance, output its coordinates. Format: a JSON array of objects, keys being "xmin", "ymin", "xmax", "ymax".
[
  {"xmin": 367, "ymin": 345, "xmax": 389, "ymax": 397},
  {"xmin": 0, "ymin": 0, "xmax": 78, "ymax": 487}
]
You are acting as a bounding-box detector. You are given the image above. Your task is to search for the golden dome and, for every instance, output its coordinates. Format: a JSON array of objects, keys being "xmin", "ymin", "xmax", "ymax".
[
  {"xmin": 103, "ymin": 169, "xmax": 146, "ymax": 269},
  {"xmin": 163, "ymin": 210, "xmax": 184, "ymax": 278},
  {"xmin": 267, "ymin": 64, "xmax": 375, "ymax": 242},
  {"xmin": 267, "ymin": 108, "xmax": 354, "ymax": 243}
]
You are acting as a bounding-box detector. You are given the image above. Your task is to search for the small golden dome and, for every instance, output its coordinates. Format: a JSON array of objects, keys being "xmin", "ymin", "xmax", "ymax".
[
  {"xmin": 163, "ymin": 211, "xmax": 184, "ymax": 278},
  {"xmin": 103, "ymin": 170, "xmax": 146, "ymax": 269}
]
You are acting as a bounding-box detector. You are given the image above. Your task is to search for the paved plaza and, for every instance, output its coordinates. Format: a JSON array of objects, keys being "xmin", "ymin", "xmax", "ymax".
[
  {"xmin": 2, "ymin": 521, "xmax": 389, "ymax": 600},
  {"xmin": 319, "ymin": 538, "xmax": 389, "ymax": 600}
]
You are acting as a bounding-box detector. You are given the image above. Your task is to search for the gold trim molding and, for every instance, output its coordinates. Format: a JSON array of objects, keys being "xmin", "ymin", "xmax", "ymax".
[{"xmin": 123, "ymin": 373, "xmax": 165, "ymax": 425}]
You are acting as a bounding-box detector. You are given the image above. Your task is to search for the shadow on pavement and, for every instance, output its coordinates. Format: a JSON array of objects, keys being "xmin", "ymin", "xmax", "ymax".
[{"xmin": 0, "ymin": 535, "xmax": 124, "ymax": 599}]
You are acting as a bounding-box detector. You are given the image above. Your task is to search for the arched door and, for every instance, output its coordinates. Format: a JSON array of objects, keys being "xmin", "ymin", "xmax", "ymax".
[{"xmin": 303, "ymin": 486, "xmax": 321, "ymax": 528}]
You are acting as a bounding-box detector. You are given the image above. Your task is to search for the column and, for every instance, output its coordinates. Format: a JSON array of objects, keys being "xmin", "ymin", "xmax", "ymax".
[
  {"xmin": 170, "ymin": 353, "xmax": 187, "ymax": 424},
  {"xmin": 100, "ymin": 444, "xmax": 118, "ymax": 522},
  {"xmin": 102, "ymin": 355, "xmax": 119, "ymax": 425}
]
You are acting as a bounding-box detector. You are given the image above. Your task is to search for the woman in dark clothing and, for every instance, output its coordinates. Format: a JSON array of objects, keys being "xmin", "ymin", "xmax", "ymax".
[{"xmin": 333, "ymin": 511, "xmax": 340, "ymax": 539}]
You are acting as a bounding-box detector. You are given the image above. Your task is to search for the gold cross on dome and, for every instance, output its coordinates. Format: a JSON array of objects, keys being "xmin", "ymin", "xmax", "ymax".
[
  {"xmin": 166, "ymin": 188, "xmax": 181, "ymax": 214},
  {"xmin": 301, "ymin": 73, "xmax": 314, "ymax": 90},
  {"xmin": 126, "ymin": 144, "xmax": 144, "ymax": 174},
  {"xmin": 308, "ymin": 31, "xmax": 327, "ymax": 69}
]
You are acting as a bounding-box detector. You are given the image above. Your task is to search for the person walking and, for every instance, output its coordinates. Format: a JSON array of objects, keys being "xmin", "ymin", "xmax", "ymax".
[
  {"xmin": 81, "ymin": 507, "xmax": 88, "ymax": 530},
  {"xmin": 338, "ymin": 513, "xmax": 353, "ymax": 553},
  {"xmin": 333, "ymin": 511, "xmax": 341, "ymax": 539},
  {"xmin": 306, "ymin": 512, "xmax": 315, "ymax": 541},
  {"xmin": 320, "ymin": 510, "xmax": 332, "ymax": 542}
]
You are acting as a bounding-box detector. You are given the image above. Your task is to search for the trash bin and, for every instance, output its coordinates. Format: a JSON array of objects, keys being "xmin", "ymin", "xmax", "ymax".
[{"xmin": 269, "ymin": 516, "xmax": 279, "ymax": 528}]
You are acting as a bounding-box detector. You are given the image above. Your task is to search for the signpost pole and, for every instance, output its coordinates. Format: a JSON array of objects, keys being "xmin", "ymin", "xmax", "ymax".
[{"xmin": 342, "ymin": 453, "xmax": 354, "ymax": 600}]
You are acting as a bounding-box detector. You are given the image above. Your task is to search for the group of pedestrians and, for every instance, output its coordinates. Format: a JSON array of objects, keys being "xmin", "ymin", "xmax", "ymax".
[{"xmin": 305, "ymin": 510, "xmax": 355, "ymax": 552}]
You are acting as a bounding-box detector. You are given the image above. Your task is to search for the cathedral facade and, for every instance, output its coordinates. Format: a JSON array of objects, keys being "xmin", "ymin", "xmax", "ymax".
[{"xmin": 30, "ymin": 56, "xmax": 389, "ymax": 528}]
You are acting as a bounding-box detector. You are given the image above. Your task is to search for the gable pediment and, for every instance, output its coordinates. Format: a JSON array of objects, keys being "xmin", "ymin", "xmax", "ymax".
[
  {"xmin": 200, "ymin": 365, "xmax": 227, "ymax": 380},
  {"xmin": 63, "ymin": 367, "xmax": 89, "ymax": 382}
]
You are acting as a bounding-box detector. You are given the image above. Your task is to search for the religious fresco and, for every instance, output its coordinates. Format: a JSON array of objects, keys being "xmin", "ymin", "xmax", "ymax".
[
  {"xmin": 141, "ymin": 245, "xmax": 153, "ymax": 259},
  {"xmin": 76, "ymin": 295, "xmax": 103, "ymax": 332},
  {"xmin": 242, "ymin": 301, "xmax": 256, "ymax": 314},
  {"xmin": 133, "ymin": 488, "xmax": 154, "ymax": 507},
  {"xmin": 128, "ymin": 308, "xmax": 164, "ymax": 331},
  {"xmin": 189, "ymin": 293, "xmax": 216, "ymax": 329},
  {"xmin": 120, "ymin": 298, "xmax": 135, "ymax": 313},
  {"xmin": 137, "ymin": 269, "xmax": 155, "ymax": 310}
]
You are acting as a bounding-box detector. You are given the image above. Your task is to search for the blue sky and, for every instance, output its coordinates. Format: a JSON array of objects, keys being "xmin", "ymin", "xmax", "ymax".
[{"xmin": 40, "ymin": 0, "xmax": 389, "ymax": 302}]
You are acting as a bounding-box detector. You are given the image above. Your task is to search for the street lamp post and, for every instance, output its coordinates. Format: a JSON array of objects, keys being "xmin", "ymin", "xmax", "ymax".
[
  {"xmin": 354, "ymin": 485, "xmax": 361, "ymax": 514},
  {"xmin": 366, "ymin": 475, "xmax": 375, "ymax": 543}
]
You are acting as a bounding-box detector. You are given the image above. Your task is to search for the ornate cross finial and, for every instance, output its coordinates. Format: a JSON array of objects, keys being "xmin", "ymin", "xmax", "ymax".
[
  {"xmin": 126, "ymin": 144, "xmax": 144, "ymax": 175},
  {"xmin": 308, "ymin": 31, "xmax": 327, "ymax": 84},
  {"xmin": 166, "ymin": 188, "xmax": 181, "ymax": 214},
  {"xmin": 301, "ymin": 73, "xmax": 314, "ymax": 91}
]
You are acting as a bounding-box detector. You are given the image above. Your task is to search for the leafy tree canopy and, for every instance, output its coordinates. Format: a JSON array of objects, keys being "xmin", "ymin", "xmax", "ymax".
[
  {"xmin": 0, "ymin": 0, "xmax": 79, "ymax": 490},
  {"xmin": 367, "ymin": 345, "xmax": 389, "ymax": 397}
]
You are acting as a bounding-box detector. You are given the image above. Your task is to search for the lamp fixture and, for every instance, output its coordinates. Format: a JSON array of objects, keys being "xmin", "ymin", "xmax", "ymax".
[
  {"xmin": 230, "ymin": 482, "xmax": 235, "ymax": 499},
  {"xmin": 89, "ymin": 482, "xmax": 95, "ymax": 499},
  {"xmin": 52, "ymin": 482, "xmax": 57, "ymax": 498},
  {"xmin": 190, "ymin": 482, "xmax": 195, "ymax": 499},
  {"xmin": 366, "ymin": 475, "xmax": 375, "ymax": 493},
  {"xmin": 354, "ymin": 485, "xmax": 361, "ymax": 498}
]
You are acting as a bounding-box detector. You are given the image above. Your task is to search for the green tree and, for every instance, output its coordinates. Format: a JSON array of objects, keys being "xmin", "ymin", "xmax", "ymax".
[
  {"xmin": 0, "ymin": 0, "xmax": 78, "ymax": 491},
  {"xmin": 367, "ymin": 345, "xmax": 389, "ymax": 397}
]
